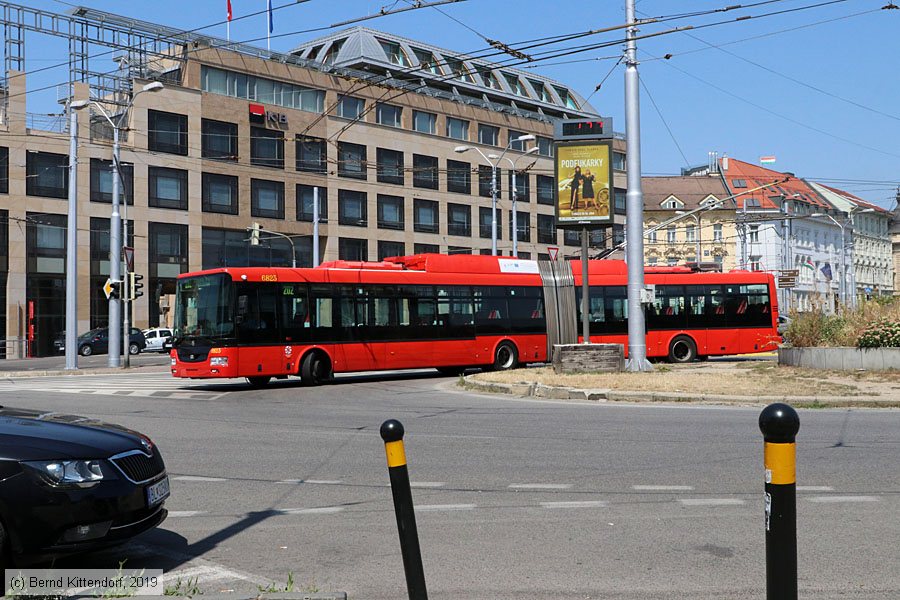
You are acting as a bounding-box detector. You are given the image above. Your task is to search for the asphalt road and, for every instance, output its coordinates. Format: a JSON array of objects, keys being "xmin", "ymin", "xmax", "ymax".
[{"xmin": 1, "ymin": 369, "xmax": 898, "ymax": 599}]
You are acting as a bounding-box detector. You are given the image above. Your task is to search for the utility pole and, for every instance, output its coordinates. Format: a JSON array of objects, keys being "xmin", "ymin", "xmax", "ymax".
[
  {"xmin": 624, "ymin": 0, "xmax": 651, "ymax": 372},
  {"xmin": 65, "ymin": 108, "xmax": 78, "ymax": 370}
]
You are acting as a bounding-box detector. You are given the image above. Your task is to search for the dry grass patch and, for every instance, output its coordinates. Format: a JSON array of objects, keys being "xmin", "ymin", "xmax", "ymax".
[{"xmin": 472, "ymin": 366, "xmax": 863, "ymax": 397}]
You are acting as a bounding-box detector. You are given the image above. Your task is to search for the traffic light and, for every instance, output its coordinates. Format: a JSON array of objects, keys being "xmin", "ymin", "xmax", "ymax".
[
  {"xmin": 130, "ymin": 273, "xmax": 144, "ymax": 299},
  {"xmin": 250, "ymin": 222, "xmax": 261, "ymax": 246},
  {"xmin": 108, "ymin": 280, "xmax": 121, "ymax": 300}
]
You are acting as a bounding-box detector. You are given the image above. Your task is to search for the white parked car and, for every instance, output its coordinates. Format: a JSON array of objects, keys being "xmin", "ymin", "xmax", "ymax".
[{"xmin": 142, "ymin": 328, "xmax": 173, "ymax": 352}]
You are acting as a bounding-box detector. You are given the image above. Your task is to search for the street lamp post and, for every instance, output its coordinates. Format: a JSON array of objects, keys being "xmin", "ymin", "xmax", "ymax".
[
  {"xmin": 65, "ymin": 108, "xmax": 79, "ymax": 370},
  {"xmin": 455, "ymin": 134, "xmax": 536, "ymax": 256},
  {"xmin": 500, "ymin": 145, "xmax": 539, "ymax": 257},
  {"xmin": 72, "ymin": 81, "xmax": 164, "ymax": 367}
]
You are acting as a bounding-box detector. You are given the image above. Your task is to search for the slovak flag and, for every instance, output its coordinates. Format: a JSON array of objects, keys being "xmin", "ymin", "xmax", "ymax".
[
  {"xmin": 267, "ymin": 0, "xmax": 273, "ymax": 33},
  {"xmin": 227, "ymin": 0, "xmax": 232, "ymax": 21}
]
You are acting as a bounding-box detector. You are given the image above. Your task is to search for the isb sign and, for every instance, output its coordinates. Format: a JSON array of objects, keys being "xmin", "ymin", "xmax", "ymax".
[{"xmin": 249, "ymin": 103, "xmax": 287, "ymax": 126}]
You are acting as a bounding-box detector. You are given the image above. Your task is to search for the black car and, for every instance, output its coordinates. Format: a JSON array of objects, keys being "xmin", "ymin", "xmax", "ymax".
[
  {"xmin": 55, "ymin": 327, "xmax": 147, "ymax": 357},
  {"xmin": 0, "ymin": 406, "xmax": 169, "ymax": 564}
]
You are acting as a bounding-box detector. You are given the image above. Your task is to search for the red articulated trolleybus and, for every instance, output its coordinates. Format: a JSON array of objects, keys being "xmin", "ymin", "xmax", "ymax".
[{"xmin": 170, "ymin": 254, "xmax": 779, "ymax": 386}]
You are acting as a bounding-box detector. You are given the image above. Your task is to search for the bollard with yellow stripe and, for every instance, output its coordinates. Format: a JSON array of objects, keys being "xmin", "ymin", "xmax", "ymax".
[
  {"xmin": 759, "ymin": 403, "xmax": 800, "ymax": 600},
  {"xmin": 380, "ymin": 419, "xmax": 428, "ymax": 600}
]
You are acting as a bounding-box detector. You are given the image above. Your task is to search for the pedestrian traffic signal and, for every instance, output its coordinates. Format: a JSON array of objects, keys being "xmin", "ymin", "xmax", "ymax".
[
  {"xmin": 105, "ymin": 279, "xmax": 121, "ymax": 300},
  {"xmin": 250, "ymin": 222, "xmax": 261, "ymax": 246},
  {"xmin": 129, "ymin": 273, "xmax": 144, "ymax": 299}
]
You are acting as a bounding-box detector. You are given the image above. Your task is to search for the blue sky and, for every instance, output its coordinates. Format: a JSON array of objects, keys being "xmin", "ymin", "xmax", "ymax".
[{"xmin": 21, "ymin": 0, "xmax": 900, "ymax": 206}]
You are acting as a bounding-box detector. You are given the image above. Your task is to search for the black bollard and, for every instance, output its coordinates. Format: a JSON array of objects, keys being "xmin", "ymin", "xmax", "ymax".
[
  {"xmin": 759, "ymin": 403, "xmax": 800, "ymax": 600},
  {"xmin": 380, "ymin": 419, "xmax": 428, "ymax": 600}
]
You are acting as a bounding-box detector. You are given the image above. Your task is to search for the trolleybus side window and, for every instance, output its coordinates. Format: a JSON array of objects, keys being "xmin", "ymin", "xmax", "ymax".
[
  {"xmin": 647, "ymin": 285, "xmax": 686, "ymax": 330},
  {"xmin": 725, "ymin": 283, "xmax": 770, "ymax": 328},
  {"xmin": 236, "ymin": 283, "xmax": 280, "ymax": 343},
  {"xmin": 279, "ymin": 283, "xmax": 310, "ymax": 342}
]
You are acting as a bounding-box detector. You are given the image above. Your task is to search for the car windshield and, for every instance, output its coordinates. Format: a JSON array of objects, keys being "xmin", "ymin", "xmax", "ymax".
[{"xmin": 174, "ymin": 273, "xmax": 235, "ymax": 340}]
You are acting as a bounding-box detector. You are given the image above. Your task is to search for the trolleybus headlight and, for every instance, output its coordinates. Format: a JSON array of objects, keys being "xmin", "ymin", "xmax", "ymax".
[{"xmin": 210, "ymin": 357, "xmax": 229, "ymax": 367}]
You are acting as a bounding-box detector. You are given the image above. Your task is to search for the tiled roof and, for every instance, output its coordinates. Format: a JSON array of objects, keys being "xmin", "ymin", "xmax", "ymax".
[
  {"xmin": 719, "ymin": 158, "xmax": 829, "ymax": 210},
  {"xmin": 818, "ymin": 184, "xmax": 890, "ymax": 214},
  {"xmin": 642, "ymin": 176, "xmax": 732, "ymax": 210}
]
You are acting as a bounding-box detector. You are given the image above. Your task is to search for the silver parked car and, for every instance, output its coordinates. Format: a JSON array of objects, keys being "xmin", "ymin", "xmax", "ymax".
[{"xmin": 141, "ymin": 328, "xmax": 173, "ymax": 353}]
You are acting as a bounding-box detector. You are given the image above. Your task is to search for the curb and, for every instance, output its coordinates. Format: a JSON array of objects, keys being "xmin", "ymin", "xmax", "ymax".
[
  {"xmin": 71, "ymin": 595, "xmax": 346, "ymax": 600},
  {"xmin": 460, "ymin": 375, "xmax": 900, "ymax": 408}
]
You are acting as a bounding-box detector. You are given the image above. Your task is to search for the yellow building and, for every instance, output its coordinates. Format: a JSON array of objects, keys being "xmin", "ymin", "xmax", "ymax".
[{"xmin": 642, "ymin": 176, "xmax": 738, "ymax": 270}]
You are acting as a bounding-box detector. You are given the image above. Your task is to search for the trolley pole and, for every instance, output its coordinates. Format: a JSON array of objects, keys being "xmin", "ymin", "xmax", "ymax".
[
  {"xmin": 759, "ymin": 403, "xmax": 800, "ymax": 600},
  {"xmin": 380, "ymin": 419, "xmax": 428, "ymax": 600}
]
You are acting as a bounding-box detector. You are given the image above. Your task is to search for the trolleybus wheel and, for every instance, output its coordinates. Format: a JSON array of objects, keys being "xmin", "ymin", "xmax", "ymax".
[
  {"xmin": 668, "ymin": 335, "xmax": 697, "ymax": 364},
  {"xmin": 436, "ymin": 366, "xmax": 465, "ymax": 376},
  {"xmin": 301, "ymin": 351, "xmax": 332, "ymax": 386},
  {"xmin": 492, "ymin": 341, "xmax": 519, "ymax": 371},
  {"xmin": 247, "ymin": 376, "xmax": 271, "ymax": 388}
]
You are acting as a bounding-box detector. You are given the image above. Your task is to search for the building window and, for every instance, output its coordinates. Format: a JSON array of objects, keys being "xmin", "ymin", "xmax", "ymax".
[
  {"xmin": 250, "ymin": 178, "xmax": 285, "ymax": 219},
  {"xmin": 648, "ymin": 228, "xmax": 657, "ymax": 243},
  {"xmin": 647, "ymin": 256, "xmax": 658, "ymax": 266},
  {"xmin": 478, "ymin": 124, "xmax": 499, "ymax": 146},
  {"xmin": 508, "ymin": 171, "xmax": 529, "ymax": 203},
  {"xmin": 686, "ymin": 225, "xmax": 696, "ymax": 243},
  {"xmin": 447, "ymin": 203, "xmax": 471, "ymax": 237},
  {"xmin": 564, "ymin": 229, "xmax": 581, "ymax": 247},
  {"xmin": 338, "ymin": 142, "xmax": 367, "ymax": 179},
  {"xmin": 537, "ymin": 214, "xmax": 556, "ymax": 244},
  {"xmin": 148, "ymin": 109, "xmax": 188, "ymax": 156},
  {"xmin": 615, "ymin": 188, "xmax": 626, "ymax": 214},
  {"xmin": 413, "ymin": 110, "xmax": 436, "ymax": 134},
  {"xmin": 148, "ymin": 167, "xmax": 188, "ymax": 210},
  {"xmin": 250, "ymin": 126, "xmax": 284, "ymax": 169},
  {"xmin": 339, "ymin": 237, "xmax": 368, "ymax": 261},
  {"xmin": 322, "ymin": 40, "xmax": 344, "ymax": 66},
  {"xmin": 479, "ymin": 206, "xmax": 501, "ymax": 239},
  {"xmin": 413, "ymin": 154, "xmax": 439, "ymax": 190},
  {"xmin": 296, "ymin": 184, "xmax": 328, "ymax": 222},
  {"xmin": 0, "ymin": 146, "xmax": 8, "ymax": 194},
  {"xmin": 448, "ymin": 246, "xmax": 471, "ymax": 255},
  {"xmin": 201, "ymin": 65, "xmax": 324, "ymax": 112},
  {"xmin": 667, "ymin": 225, "xmax": 676, "ymax": 244},
  {"xmin": 537, "ymin": 175, "xmax": 554, "ymax": 205},
  {"xmin": 479, "ymin": 165, "xmax": 501, "ymax": 197},
  {"xmin": 377, "ymin": 194, "xmax": 404, "ymax": 230},
  {"xmin": 414, "ymin": 243, "xmax": 439, "ymax": 254},
  {"xmin": 503, "ymin": 73, "xmax": 527, "ymax": 96},
  {"xmin": 554, "ymin": 86, "xmax": 579, "ymax": 110},
  {"xmin": 413, "ymin": 48, "xmax": 441, "ymax": 74},
  {"xmin": 376, "ymin": 103, "xmax": 403, "ymax": 128},
  {"xmin": 202, "ymin": 172, "xmax": 238, "ymax": 215},
  {"xmin": 732, "ymin": 179, "xmax": 747, "ymax": 188},
  {"xmin": 379, "ymin": 40, "xmax": 410, "ymax": 66},
  {"xmin": 148, "ymin": 222, "xmax": 188, "ymax": 327},
  {"xmin": 296, "ymin": 136, "xmax": 327, "ymax": 173},
  {"xmin": 378, "ymin": 240, "xmax": 406, "ymax": 260},
  {"xmin": 336, "ymin": 95, "xmax": 365, "ymax": 119},
  {"xmin": 479, "ymin": 68, "xmax": 501, "ymax": 89},
  {"xmin": 201, "ymin": 119, "xmax": 238, "ymax": 161},
  {"xmin": 447, "ymin": 160, "xmax": 471, "ymax": 194},
  {"xmin": 613, "ymin": 151, "xmax": 626, "ymax": 171},
  {"xmin": 446, "ymin": 58, "xmax": 474, "ymax": 82},
  {"xmin": 536, "ymin": 136, "xmax": 553, "ymax": 157},
  {"xmin": 749, "ymin": 225, "xmax": 760, "ymax": 243},
  {"xmin": 508, "ymin": 130, "xmax": 527, "ymax": 150},
  {"xmin": 90, "ymin": 158, "xmax": 134, "ymax": 205},
  {"xmin": 530, "ymin": 79, "xmax": 551, "ymax": 103},
  {"xmin": 26, "ymin": 151, "xmax": 68, "ymax": 199},
  {"xmin": 338, "ymin": 189, "xmax": 367, "ymax": 226},
  {"xmin": 414, "ymin": 199, "xmax": 439, "ymax": 233},
  {"xmin": 510, "ymin": 211, "xmax": 531, "ymax": 242},
  {"xmin": 750, "ymin": 256, "xmax": 762, "ymax": 271},
  {"xmin": 376, "ymin": 148, "xmax": 405, "ymax": 185},
  {"xmin": 446, "ymin": 117, "xmax": 469, "ymax": 141},
  {"xmin": 668, "ymin": 257, "xmax": 678, "ymax": 267}
]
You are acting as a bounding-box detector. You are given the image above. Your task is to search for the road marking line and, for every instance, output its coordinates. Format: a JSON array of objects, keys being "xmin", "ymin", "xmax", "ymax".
[
  {"xmin": 807, "ymin": 495, "xmax": 879, "ymax": 503},
  {"xmin": 275, "ymin": 478, "xmax": 343, "ymax": 485},
  {"xmin": 410, "ymin": 481, "xmax": 446, "ymax": 488},
  {"xmin": 679, "ymin": 498, "xmax": 746, "ymax": 506},
  {"xmin": 540, "ymin": 500, "xmax": 607, "ymax": 509},
  {"xmin": 633, "ymin": 485, "xmax": 694, "ymax": 491},
  {"xmin": 278, "ymin": 506, "xmax": 345, "ymax": 515},
  {"xmin": 416, "ymin": 504, "xmax": 476, "ymax": 511},
  {"xmin": 508, "ymin": 483, "xmax": 573, "ymax": 490},
  {"xmin": 174, "ymin": 476, "xmax": 228, "ymax": 482},
  {"xmin": 796, "ymin": 486, "xmax": 834, "ymax": 492},
  {"xmin": 168, "ymin": 510, "xmax": 207, "ymax": 518}
]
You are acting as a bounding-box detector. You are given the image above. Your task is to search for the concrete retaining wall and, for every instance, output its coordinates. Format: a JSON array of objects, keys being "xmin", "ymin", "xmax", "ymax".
[
  {"xmin": 552, "ymin": 343, "xmax": 624, "ymax": 373},
  {"xmin": 778, "ymin": 347, "xmax": 900, "ymax": 371}
]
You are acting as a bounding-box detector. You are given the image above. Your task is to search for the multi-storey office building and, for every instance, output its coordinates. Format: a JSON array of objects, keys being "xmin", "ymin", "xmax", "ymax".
[{"xmin": 0, "ymin": 6, "xmax": 625, "ymax": 357}]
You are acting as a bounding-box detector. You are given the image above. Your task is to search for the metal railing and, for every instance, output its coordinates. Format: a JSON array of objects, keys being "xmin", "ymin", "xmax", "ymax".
[{"xmin": 25, "ymin": 113, "xmax": 68, "ymax": 133}]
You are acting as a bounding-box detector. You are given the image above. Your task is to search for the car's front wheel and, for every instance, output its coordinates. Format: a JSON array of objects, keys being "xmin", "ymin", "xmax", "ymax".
[
  {"xmin": 246, "ymin": 376, "xmax": 271, "ymax": 388},
  {"xmin": 79, "ymin": 344, "xmax": 93, "ymax": 357},
  {"xmin": 129, "ymin": 342, "xmax": 141, "ymax": 355}
]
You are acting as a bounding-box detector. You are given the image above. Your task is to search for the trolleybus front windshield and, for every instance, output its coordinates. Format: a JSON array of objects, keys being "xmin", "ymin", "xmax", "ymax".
[{"xmin": 174, "ymin": 274, "xmax": 236, "ymax": 341}]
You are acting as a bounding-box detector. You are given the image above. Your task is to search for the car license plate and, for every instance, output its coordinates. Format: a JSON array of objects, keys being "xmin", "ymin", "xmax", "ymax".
[{"xmin": 146, "ymin": 476, "xmax": 170, "ymax": 507}]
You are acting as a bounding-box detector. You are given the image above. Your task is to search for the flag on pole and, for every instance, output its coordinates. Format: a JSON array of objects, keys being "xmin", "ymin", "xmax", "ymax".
[
  {"xmin": 266, "ymin": 0, "xmax": 273, "ymax": 50},
  {"xmin": 801, "ymin": 257, "xmax": 815, "ymax": 271},
  {"xmin": 820, "ymin": 263, "xmax": 833, "ymax": 281},
  {"xmin": 227, "ymin": 0, "xmax": 232, "ymax": 20},
  {"xmin": 226, "ymin": 0, "xmax": 232, "ymax": 41},
  {"xmin": 759, "ymin": 156, "xmax": 777, "ymax": 165}
]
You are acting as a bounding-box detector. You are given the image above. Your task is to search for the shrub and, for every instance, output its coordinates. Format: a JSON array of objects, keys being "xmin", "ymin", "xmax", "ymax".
[
  {"xmin": 857, "ymin": 321, "xmax": 900, "ymax": 348},
  {"xmin": 784, "ymin": 298, "xmax": 900, "ymax": 348}
]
